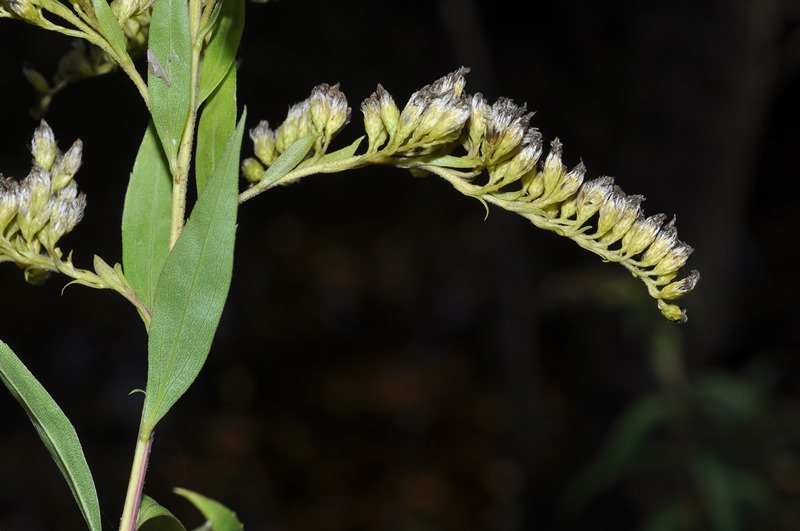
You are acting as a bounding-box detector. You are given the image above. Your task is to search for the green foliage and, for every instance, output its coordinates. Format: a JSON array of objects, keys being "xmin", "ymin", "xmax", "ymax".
[
  {"xmin": 0, "ymin": 340, "xmax": 101, "ymax": 531},
  {"xmin": 122, "ymin": 122, "xmax": 173, "ymax": 313},
  {"xmin": 196, "ymin": 65, "xmax": 237, "ymax": 194},
  {"xmin": 141, "ymin": 113, "xmax": 245, "ymax": 433},
  {"xmin": 137, "ymin": 495, "xmax": 188, "ymax": 531},
  {"xmin": 197, "ymin": 0, "xmax": 244, "ymax": 104},
  {"xmin": 91, "ymin": 0, "xmax": 128, "ymax": 58},
  {"xmin": 175, "ymin": 488, "xmax": 244, "ymax": 531},
  {"xmin": 147, "ymin": 0, "xmax": 192, "ymax": 171}
]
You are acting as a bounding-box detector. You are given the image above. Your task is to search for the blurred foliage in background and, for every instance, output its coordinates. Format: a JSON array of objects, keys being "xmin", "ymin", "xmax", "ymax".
[{"xmin": 1, "ymin": 0, "xmax": 799, "ymax": 529}]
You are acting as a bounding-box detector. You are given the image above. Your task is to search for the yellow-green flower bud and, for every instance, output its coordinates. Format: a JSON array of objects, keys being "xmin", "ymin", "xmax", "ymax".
[
  {"xmin": 1, "ymin": 0, "xmax": 44, "ymax": 24},
  {"xmin": 250, "ymin": 121, "xmax": 277, "ymax": 166},
  {"xmin": 241, "ymin": 157, "xmax": 265, "ymax": 184},
  {"xmin": 482, "ymin": 98, "xmax": 532, "ymax": 164},
  {"xmin": 412, "ymin": 95, "xmax": 470, "ymax": 148},
  {"xmin": 51, "ymin": 139, "xmax": 83, "ymax": 192},
  {"xmin": 598, "ymin": 194, "xmax": 643, "ymax": 245},
  {"xmin": 276, "ymin": 100, "xmax": 313, "ymax": 153},
  {"xmin": 39, "ymin": 182, "xmax": 85, "ymax": 250},
  {"xmin": 23, "ymin": 64, "xmax": 50, "ymax": 94},
  {"xmin": 360, "ymin": 92, "xmax": 389, "ymax": 152},
  {"xmin": 375, "ymin": 84, "xmax": 399, "ymax": 138},
  {"xmin": 638, "ymin": 218, "xmax": 677, "ymax": 267},
  {"xmin": 593, "ymin": 188, "xmax": 628, "ymax": 237},
  {"xmin": 0, "ymin": 177, "xmax": 20, "ymax": 235},
  {"xmin": 540, "ymin": 139, "xmax": 565, "ymax": 197},
  {"xmin": 658, "ymin": 270, "xmax": 700, "ymax": 301},
  {"xmin": 621, "ymin": 213, "xmax": 667, "ymax": 258},
  {"xmin": 31, "ymin": 120, "xmax": 57, "ymax": 170},
  {"xmin": 308, "ymin": 83, "xmax": 350, "ymax": 146},
  {"xmin": 657, "ymin": 299, "xmax": 686, "ymax": 323},
  {"xmin": 650, "ymin": 243, "xmax": 693, "ymax": 277},
  {"xmin": 17, "ymin": 167, "xmax": 52, "ymax": 242},
  {"xmin": 489, "ymin": 135, "xmax": 542, "ymax": 188},
  {"xmin": 393, "ymin": 68, "xmax": 470, "ymax": 151},
  {"xmin": 574, "ymin": 175, "xmax": 614, "ymax": 224},
  {"xmin": 394, "ymin": 91, "xmax": 426, "ymax": 148},
  {"xmin": 463, "ymin": 93, "xmax": 489, "ymax": 157}
]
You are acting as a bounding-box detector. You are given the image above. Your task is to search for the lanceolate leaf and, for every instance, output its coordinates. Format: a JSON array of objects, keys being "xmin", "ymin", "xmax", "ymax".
[
  {"xmin": 122, "ymin": 122, "xmax": 173, "ymax": 312},
  {"xmin": 196, "ymin": 64, "xmax": 237, "ymax": 195},
  {"xmin": 0, "ymin": 341, "xmax": 101, "ymax": 531},
  {"xmin": 141, "ymin": 112, "xmax": 246, "ymax": 432},
  {"xmin": 175, "ymin": 488, "xmax": 244, "ymax": 531},
  {"xmin": 138, "ymin": 494, "xmax": 188, "ymax": 531},
  {"xmin": 198, "ymin": 0, "xmax": 245, "ymax": 104},
  {"xmin": 148, "ymin": 0, "xmax": 192, "ymax": 170},
  {"xmin": 91, "ymin": 0, "xmax": 128, "ymax": 58},
  {"xmin": 260, "ymin": 135, "xmax": 316, "ymax": 187}
]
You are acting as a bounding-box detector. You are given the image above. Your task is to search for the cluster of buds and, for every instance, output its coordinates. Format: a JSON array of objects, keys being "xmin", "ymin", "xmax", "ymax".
[
  {"xmin": 0, "ymin": 121, "xmax": 87, "ymax": 284},
  {"xmin": 242, "ymin": 68, "xmax": 699, "ymax": 321},
  {"xmin": 242, "ymin": 84, "xmax": 351, "ymax": 183},
  {"xmin": 361, "ymin": 67, "xmax": 471, "ymax": 156}
]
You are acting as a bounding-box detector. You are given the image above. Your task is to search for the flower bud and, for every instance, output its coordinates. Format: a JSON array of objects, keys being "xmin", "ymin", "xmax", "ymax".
[
  {"xmin": 0, "ymin": 177, "xmax": 20, "ymax": 235},
  {"xmin": 1, "ymin": 0, "xmax": 44, "ymax": 24},
  {"xmin": 17, "ymin": 166, "xmax": 54, "ymax": 242},
  {"xmin": 275, "ymin": 99, "xmax": 312, "ymax": 153},
  {"xmin": 360, "ymin": 93, "xmax": 389, "ymax": 152},
  {"xmin": 598, "ymin": 194, "xmax": 643, "ymax": 245},
  {"xmin": 650, "ymin": 243, "xmax": 693, "ymax": 277},
  {"xmin": 621, "ymin": 213, "xmax": 667, "ymax": 258},
  {"xmin": 51, "ymin": 139, "xmax": 83, "ymax": 191},
  {"xmin": 309, "ymin": 83, "xmax": 350, "ymax": 146},
  {"xmin": 658, "ymin": 270, "xmax": 700, "ymax": 301},
  {"xmin": 482, "ymin": 98, "xmax": 533, "ymax": 164},
  {"xmin": 638, "ymin": 218, "xmax": 678, "ymax": 267},
  {"xmin": 250, "ymin": 121, "xmax": 277, "ymax": 166},
  {"xmin": 31, "ymin": 120, "xmax": 57, "ymax": 170},
  {"xmin": 241, "ymin": 158, "xmax": 265, "ymax": 183},
  {"xmin": 463, "ymin": 93, "xmax": 489, "ymax": 157}
]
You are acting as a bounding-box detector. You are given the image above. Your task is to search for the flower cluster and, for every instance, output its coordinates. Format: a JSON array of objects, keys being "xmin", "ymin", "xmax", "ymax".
[
  {"xmin": 0, "ymin": 121, "xmax": 87, "ymax": 284},
  {"xmin": 242, "ymin": 83, "xmax": 351, "ymax": 182},
  {"xmin": 242, "ymin": 69, "xmax": 699, "ymax": 321}
]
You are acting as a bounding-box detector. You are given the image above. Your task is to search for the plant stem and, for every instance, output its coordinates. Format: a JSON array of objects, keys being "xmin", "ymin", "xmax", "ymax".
[
  {"xmin": 119, "ymin": 431, "xmax": 153, "ymax": 531},
  {"xmin": 168, "ymin": 0, "xmax": 204, "ymax": 248}
]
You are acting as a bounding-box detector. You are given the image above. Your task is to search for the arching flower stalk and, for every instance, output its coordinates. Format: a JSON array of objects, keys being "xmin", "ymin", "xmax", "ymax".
[{"xmin": 242, "ymin": 68, "xmax": 700, "ymax": 322}]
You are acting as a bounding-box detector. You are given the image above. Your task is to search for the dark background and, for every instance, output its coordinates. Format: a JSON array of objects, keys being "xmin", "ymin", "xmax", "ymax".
[{"xmin": 1, "ymin": 0, "xmax": 799, "ymax": 529}]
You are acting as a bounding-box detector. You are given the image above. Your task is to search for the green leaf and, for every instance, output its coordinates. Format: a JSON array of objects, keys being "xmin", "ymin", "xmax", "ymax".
[
  {"xmin": 141, "ymin": 112, "xmax": 247, "ymax": 432},
  {"xmin": 138, "ymin": 494, "xmax": 187, "ymax": 531},
  {"xmin": 296, "ymin": 136, "xmax": 364, "ymax": 170},
  {"xmin": 148, "ymin": 0, "xmax": 192, "ymax": 171},
  {"xmin": 421, "ymin": 154, "xmax": 481, "ymax": 169},
  {"xmin": 91, "ymin": 0, "xmax": 128, "ymax": 58},
  {"xmin": 123, "ymin": 122, "xmax": 173, "ymax": 311},
  {"xmin": 175, "ymin": 488, "xmax": 243, "ymax": 531},
  {"xmin": 260, "ymin": 135, "xmax": 316, "ymax": 187},
  {"xmin": 196, "ymin": 64, "xmax": 237, "ymax": 195},
  {"xmin": 197, "ymin": 0, "xmax": 245, "ymax": 104},
  {"xmin": 0, "ymin": 340, "xmax": 101, "ymax": 531}
]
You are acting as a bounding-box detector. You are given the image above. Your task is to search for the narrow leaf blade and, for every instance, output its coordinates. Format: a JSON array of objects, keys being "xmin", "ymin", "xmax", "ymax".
[
  {"xmin": 260, "ymin": 134, "xmax": 316, "ymax": 187},
  {"xmin": 148, "ymin": 0, "xmax": 192, "ymax": 169},
  {"xmin": 196, "ymin": 64, "xmax": 236, "ymax": 195},
  {"xmin": 0, "ymin": 340, "xmax": 102, "ymax": 531},
  {"xmin": 122, "ymin": 122, "xmax": 173, "ymax": 311},
  {"xmin": 91, "ymin": 0, "xmax": 128, "ymax": 57},
  {"xmin": 197, "ymin": 0, "xmax": 245, "ymax": 104},
  {"xmin": 138, "ymin": 494, "xmax": 188, "ymax": 531},
  {"xmin": 174, "ymin": 488, "xmax": 243, "ymax": 531},
  {"xmin": 141, "ymin": 112, "xmax": 247, "ymax": 431}
]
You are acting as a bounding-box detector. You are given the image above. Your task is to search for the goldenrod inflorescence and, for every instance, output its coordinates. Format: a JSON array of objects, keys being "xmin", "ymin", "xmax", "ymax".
[{"xmin": 243, "ymin": 68, "xmax": 700, "ymax": 322}]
